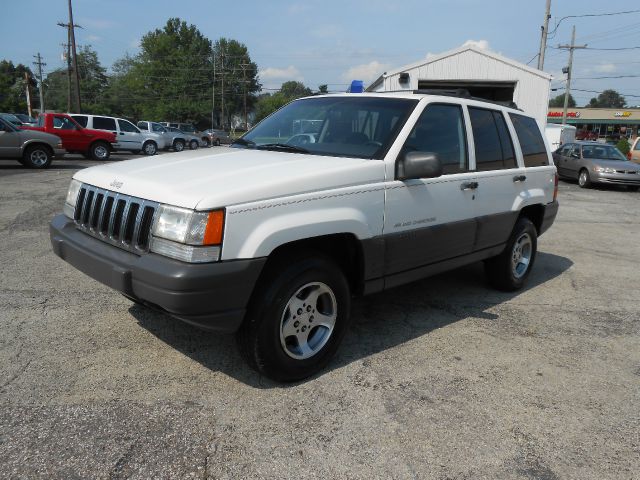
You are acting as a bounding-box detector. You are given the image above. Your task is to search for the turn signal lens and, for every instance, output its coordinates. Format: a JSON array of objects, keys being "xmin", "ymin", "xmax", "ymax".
[{"xmin": 203, "ymin": 210, "xmax": 224, "ymax": 245}]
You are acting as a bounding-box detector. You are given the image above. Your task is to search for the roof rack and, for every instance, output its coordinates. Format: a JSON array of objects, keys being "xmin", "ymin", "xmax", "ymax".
[{"xmin": 375, "ymin": 89, "xmax": 522, "ymax": 111}]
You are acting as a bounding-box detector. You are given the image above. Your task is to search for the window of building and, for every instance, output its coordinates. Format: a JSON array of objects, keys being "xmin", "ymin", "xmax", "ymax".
[
  {"xmin": 469, "ymin": 107, "xmax": 516, "ymax": 171},
  {"xmin": 509, "ymin": 113, "xmax": 548, "ymax": 167},
  {"xmin": 401, "ymin": 103, "xmax": 468, "ymax": 174}
]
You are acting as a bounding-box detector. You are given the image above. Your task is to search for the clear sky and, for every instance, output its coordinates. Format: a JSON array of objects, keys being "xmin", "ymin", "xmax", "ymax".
[{"xmin": 3, "ymin": 0, "xmax": 639, "ymax": 106}]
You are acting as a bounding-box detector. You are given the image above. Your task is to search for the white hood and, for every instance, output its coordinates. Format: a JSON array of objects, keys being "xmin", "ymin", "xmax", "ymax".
[{"xmin": 73, "ymin": 148, "xmax": 386, "ymax": 210}]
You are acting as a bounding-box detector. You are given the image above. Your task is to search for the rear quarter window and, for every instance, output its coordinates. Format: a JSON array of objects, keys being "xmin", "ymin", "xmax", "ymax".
[
  {"xmin": 509, "ymin": 113, "xmax": 549, "ymax": 167},
  {"xmin": 93, "ymin": 116, "xmax": 117, "ymax": 131}
]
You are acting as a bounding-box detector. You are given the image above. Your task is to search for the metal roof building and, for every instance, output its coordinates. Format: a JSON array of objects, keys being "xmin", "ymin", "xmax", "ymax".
[{"xmin": 366, "ymin": 46, "xmax": 553, "ymax": 126}]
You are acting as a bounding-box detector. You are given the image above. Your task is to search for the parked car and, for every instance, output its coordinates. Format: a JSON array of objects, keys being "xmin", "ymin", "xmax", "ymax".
[
  {"xmin": 51, "ymin": 91, "xmax": 559, "ymax": 381},
  {"xmin": 13, "ymin": 113, "xmax": 38, "ymax": 126},
  {"xmin": 553, "ymin": 141, "xmax": 640, "ymax": 190},
  {"xmin": 160, "ymin": 122, "xmax": 210, "ymax": 147},
  {"xmin": 21, "ymin": 112, "xmax": 116, "ymax": 160},
  {"xmin": 629, "ymin": 137, "xmax": 640, "ymax": 164},
  {"xmin": 0, "ymin": 113, "xmax": 24, "ymax": 127},
  {"xmin": 165, "ymin": 126, "xmax": 200, "ymax": 150},
  {"xmin": 203, "ymin": 128, "xmax": 233, "ymax": 146},
  {"xmin": 70, "ymin": 114, "xmax": 166, "ymax": 155},
  {"xmin": 0, "ymin": 117, "xmax": 65, "ymax": 168}
]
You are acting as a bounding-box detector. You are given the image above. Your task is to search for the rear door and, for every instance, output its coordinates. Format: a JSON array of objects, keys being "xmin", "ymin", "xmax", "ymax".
[
  {"xmin": 467, "ymin": 107, "xmax": 522, "ymax": 250},
  {"xmin": 553, "ymin": 144, "xmax": 572, "ymax": 177},
  {"xmin": 383, "ymin": 102, "xmax": 478, "ymax": 274}
]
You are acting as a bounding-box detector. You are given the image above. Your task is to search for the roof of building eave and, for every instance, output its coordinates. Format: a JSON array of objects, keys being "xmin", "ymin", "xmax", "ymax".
[{"xmin": 375, "ymin": 45, "xmax": 553, "ymax": 83}]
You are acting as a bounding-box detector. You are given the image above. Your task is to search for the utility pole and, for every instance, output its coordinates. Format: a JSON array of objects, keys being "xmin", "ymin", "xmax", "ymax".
[
  {"xmin": 33, "ymin": 53, "xmax": 46, "ymax": 113},
  {"xmin": 220, "ymin": 48, "xmax": 225, "ymax": 130},
  {"xmin": 60, "ymin": 40, "xmax": 72, "ymax": 112},
  {"xmin": 211, "ymin": 53, "xmax": 216, "ymax": 129},
  {"xmin": 537, "ymin": 0, "xmax": 552, "ymax": 70},
  {"xmin": 558, "ymin": 26, "xmax": 587, "ymax": 125},
  {"xmin": 24, "ymin": 73, "xmax": 33, "ymax": 117},
  {"xmin": 67, "ymin": 0, "xmax": 81, "ymax": 112},
  {"xmin": 240, "ymin": 63, "xmax": 250, "ymax": 131}
]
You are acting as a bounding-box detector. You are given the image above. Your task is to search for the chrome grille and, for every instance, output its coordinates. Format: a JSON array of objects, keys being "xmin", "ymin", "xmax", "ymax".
[{"xmin": 74, "ymin": 184, "xmax": 158, "ymax": 252}]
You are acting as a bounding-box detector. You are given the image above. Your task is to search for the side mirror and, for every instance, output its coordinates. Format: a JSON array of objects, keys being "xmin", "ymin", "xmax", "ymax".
[{"xmin": 396, "ymin": 151, "xmax": 443, "ymax": 180}]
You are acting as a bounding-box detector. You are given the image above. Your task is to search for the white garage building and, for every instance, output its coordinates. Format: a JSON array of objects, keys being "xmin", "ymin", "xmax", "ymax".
[{"xmin": 366, "ymin": 46, "xmax": 552, "ymax": 126}]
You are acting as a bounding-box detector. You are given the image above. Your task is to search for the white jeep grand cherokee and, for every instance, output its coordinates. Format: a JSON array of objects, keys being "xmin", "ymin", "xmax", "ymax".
[{"xmin": 50, "ymin": 91, "xmax": 558, "ymax": 381}]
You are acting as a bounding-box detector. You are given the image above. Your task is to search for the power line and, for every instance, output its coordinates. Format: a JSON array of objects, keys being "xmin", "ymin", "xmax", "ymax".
[
  {"xmin": 554, "ymin": 87, "xmax": 640, "ymax": 99},
  {"xmin": 548, "ymin": 9, "xmax": 640, "ymax": 38}
]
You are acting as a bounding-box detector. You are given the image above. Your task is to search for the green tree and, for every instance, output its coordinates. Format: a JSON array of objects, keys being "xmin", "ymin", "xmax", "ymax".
[
  {"xmin": 0, "ymin": 60, "xmax": 36, "ymax": 113},
  {"xmin": 587, "ymin": 89, "xmax": 626, "ymax": 108},
  {"xmin": 318, "ymin": 84, "xmax": 328, "ymax": 93},
  {"xmin": 549, "ymin": 93, "xmax": 575, "ymax": 108},
  {"xmin": 44, "ymin": 45, "xmax": 108, "ymax": 113},
  {"xmin": 254, "ymin": 81, "xmax": 313, "ymax": 123},
  {"xmin": 213, "ymin": 38, "xmax": 260, "ymax": 129}
]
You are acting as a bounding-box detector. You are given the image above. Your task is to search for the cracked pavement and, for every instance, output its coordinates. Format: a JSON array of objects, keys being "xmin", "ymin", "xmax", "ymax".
[{"xmin": 1, "ymin": 155, "xmax": 639, "ymax": 479}]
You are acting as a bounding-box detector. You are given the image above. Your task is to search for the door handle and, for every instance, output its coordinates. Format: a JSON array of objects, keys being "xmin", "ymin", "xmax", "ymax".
[
  {"xmin": 460, "ymin": 181, "xmax": 479, "ymax": 190},
  {"xmin": 513, "ymin": 175, "xmax": 527, "ymax": 182}
]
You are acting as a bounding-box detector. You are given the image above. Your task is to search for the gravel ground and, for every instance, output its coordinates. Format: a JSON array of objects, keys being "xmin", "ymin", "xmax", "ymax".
[{"xmin": 0, "ymin": 155, "xmax": 639, "ymax": 479}]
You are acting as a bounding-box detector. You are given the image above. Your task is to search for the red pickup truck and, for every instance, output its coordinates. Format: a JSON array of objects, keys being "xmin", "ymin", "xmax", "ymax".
[{"xmin": 22, "ymin": 113, "xmax": 116, "ymax": 160}]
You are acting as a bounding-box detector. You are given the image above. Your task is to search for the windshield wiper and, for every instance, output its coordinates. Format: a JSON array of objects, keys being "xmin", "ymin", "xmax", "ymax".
[
  {"xmin": 256, "ymin": 143, "xmax": 309, "ymax": 153},
  {"xmin": 231, "ymin": 137, "xmax": 256, "ymax": 148}
]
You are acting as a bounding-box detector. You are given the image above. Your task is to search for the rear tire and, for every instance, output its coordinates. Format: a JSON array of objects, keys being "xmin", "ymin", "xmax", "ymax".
[
  {"xmin": 143, "ymin": 141, "xmax": 157, "ymax": 155},
  {"xmin": 214, "ymin": 139, "xmax": 221, "ymax": 146},
  {"xmin": 237, "ymin": 252, "xmax": 351, "ymax": 382},
  {"xmin": 22, "ymin": 144, "xmax": 53, "ymax": 169},
  {"xmin": 90, "ymin": 141, "xmax": 110, "ymax": 161},
  {"xmin": 578, "ymin": 168, "xmax": 592, "ymax": 188},
  {"xmin": 485, "ymin": 217, "xmax": 537, "ymax": 292},
  {"xmin": 189, "ymin": 139, "xmax": 198, "ymax": 150}
]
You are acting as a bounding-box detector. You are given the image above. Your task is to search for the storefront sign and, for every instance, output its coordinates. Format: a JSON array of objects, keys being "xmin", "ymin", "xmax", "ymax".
[
  {"xmin": 614, "ymin": 111, "xmax": 632, "ymax": 117},
  {"xmin": 548, "ymin": 111, "xmax": 581, "ymax": 118}
]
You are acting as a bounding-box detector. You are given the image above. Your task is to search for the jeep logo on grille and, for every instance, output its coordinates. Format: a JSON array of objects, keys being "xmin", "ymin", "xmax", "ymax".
[{"xmin": 110, "ymin": 179, "xmax": 123, "ymax": 189}]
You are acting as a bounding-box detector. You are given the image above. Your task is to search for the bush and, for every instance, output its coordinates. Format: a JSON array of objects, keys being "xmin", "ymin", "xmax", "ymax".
[{"xmin": 616, "ymin": 138, "xmax": 630, "ymax": 155}]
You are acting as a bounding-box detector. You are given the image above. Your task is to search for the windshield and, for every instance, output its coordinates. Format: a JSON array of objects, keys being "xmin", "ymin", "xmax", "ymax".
[
  {"xmin": 236, "ymin": 96, "xmax": 418, "ymax": 159},
  {"xmin": 1, "ymin": 113, "xmax": 22, "ymax": 125},
  {"xmin": 582, "ymin": 144, "xmax": 627, "ymax": 161}
]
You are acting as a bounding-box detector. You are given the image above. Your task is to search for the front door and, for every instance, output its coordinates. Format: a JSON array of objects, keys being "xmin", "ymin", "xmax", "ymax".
[
  {"xmin": 383, "ymin": 103, "xmax": 477, "ymax": 275},
  {"xmin": 0, "ymin": 120, "xmax": 21, "ymax": 157},
  {"xmin": 117, "ymin": 119, "xmax": 143, "ymax": 151},
  {"xmin": 51, "ymin": 115, "xmax": 84, "ymax": 151}
]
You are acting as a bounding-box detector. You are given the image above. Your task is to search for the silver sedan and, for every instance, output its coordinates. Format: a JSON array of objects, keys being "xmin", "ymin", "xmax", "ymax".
[{"xmin": 552, "ymin": 141, "xmax": 640, "ymax": 191}]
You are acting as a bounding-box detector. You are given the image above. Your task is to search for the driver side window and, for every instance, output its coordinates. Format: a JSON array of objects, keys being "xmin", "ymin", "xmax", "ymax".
[{"xmin": 401, "ymin": 103, "xmax": 468, "ymax": 174}]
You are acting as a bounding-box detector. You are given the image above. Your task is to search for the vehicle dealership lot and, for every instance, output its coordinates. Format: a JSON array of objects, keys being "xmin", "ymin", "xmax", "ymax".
[{"xmin": 0, "ymin": 161, "xmax": 638, "ymax": 478}]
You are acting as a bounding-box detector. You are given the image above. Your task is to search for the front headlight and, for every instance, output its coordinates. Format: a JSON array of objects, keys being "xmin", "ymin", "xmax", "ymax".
[
  {"xmin": 150, "ymin": 205, "xmax": 224, "ymax": 263},
  {"xmin": 63, "ymin": 179, "xmax": 82, "ymax": 218},
  {"xmin": 594, "ymin": 166, "xmax": 616, "ymax": 174}
]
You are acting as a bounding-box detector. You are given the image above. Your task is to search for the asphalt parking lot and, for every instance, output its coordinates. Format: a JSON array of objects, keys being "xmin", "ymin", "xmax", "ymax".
[{"xmin": 1, "ymin": 155, "xmax": 639, "ymax": 479}]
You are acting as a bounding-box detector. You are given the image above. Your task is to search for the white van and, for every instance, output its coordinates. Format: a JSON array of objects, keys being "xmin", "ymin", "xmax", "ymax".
[
  {"xmin": 545, "ymin": 123, "xmax": 576, "ymax": 151},
  {"xmin": 69, "ymin": 114, "xmax": 167, "ymax": 155}
]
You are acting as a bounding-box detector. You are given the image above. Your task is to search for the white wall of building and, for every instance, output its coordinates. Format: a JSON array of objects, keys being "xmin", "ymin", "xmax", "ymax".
[{"xmin": 369, "ymin": 47, "xmax": 552, "ymax": 126}]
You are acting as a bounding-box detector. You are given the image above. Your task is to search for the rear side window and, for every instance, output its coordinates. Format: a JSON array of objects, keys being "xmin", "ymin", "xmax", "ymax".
[
  {"xmin": 509, "ymin": 113, "xmax": 549, "ymax": 167},
  {"xmin": 401, "ymin": 103, "xmax": 468, "ymax": 174},
  {"xmin": 469, "ymin": 107, "xmax": 517, "ymax": 171},
  {"xmin": 137, "ymin": 121, "xmax": 148, "ymax": 130},
  {"xmin": 93, "ymin": 116, "xmax": 117, "ymax": 131},
  {"xmin": 152, "ymin": 123, "xmax": 164, "ymax": 133},
  {"xmin": 635, "ymin": 141, "xmax": 640, "ymax": 151},
  {"xmin": 71, "ymin": 115, "xmax": 88, "ymax": 127}
]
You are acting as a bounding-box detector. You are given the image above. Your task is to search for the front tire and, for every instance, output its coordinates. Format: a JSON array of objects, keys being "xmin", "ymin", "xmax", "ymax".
[
  {"xmin": 143, "ymin": 141, "xmax": 157, "ymax": 155},
  {"xmin": 90, "ymin": 141, "xmax": 110, "ymax": 161},
  {"xmin": 485, "ymin": 217, "xmax": 537, "ymax": 292},
  {"xmin": 237, "ymin": 253, "xmax": 351, "ymax": 382},
  {"xmin": 578, "ymin": 169, "xmax": 592, "ymax": 188},
  {"xmin": 22, "ymin": 145, "xmax": 53, "ymax": 169},
  {"xmin": 173, "ymin": 140, "xmax": 185, "ymax": 152}
]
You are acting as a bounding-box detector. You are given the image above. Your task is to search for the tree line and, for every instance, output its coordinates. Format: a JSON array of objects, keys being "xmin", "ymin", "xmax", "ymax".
[
  {"xmin": 549, "ymin": 90, "xmax": 629, "ymax": 109},
  {"xmin": 0, "ymin": 18, "xmax": 317, "ymax": 130}
]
